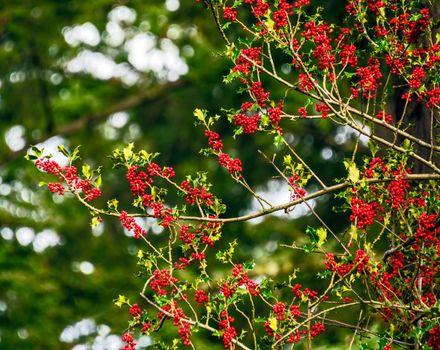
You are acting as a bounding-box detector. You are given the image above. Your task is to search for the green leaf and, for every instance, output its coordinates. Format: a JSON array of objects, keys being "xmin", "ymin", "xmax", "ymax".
[
  {"xmin": 268, "ymin": 317, "xmax": 278, "ymax": 331},
  {"xmin": 273, "ymin": 134, "xmax": 284, "ymax": 148},
  {"xmin": 58, "ymin": 144, "xmax": 70, "ymax": 157},
  {"xmin": 123, "ymin": 143, "xmax": 134, "ymax": 162},
  {"xmin": 316, "ymin": 227, "xmax": 327, "ymax": 247},
  {"xmin": 31, "ymin": 145, "xmax": 43, "ymax": 158},
  {"xmin": 368, "ymin": 139, "xmax": 379, "ymax": 156},
  {"xmin": 114, "ymin": 294, "xmax": 130, "ymax": 308},
  {"xmin": 107, "ymin": 199, "xmax": 119, "ymax": 211},
  {"xmin": 260, "ymin": 114, "xmax": 269, "ymax": 127},
  {"xmin": 82, "ymin": 164, "xmax": 91, "ymax": 178},
  {"xmin": 91, "ymin": 216, "xmax": 101, "ymax": 228},
  {"xmin": 349, "ymin": 224, "xmax": 358, "ymax": 241},
  {"xmin": 194, "ymin": 108, "xmax": 206, "ymax": 122},
  {"xmin": 95, "ymin": 175, "xmax": 102, "ymax": 188},
  {"xmin": 305, "ymin": 226, "xmax": 318, "ymax": 245},
  {"xmin": 71, "ymin": 145, "xmax": 81, "ymax": 161},
  {"xmin": 402, "ymin": 139, "xmax": 412, "ymax": 151},
  {"xmin": 225, "ymin": 43, "xmax": 236, "ymax": 58},
  {"xmin": 244, "ymin": 262, "xmax": 255, "ymax": 270},
  {"xmin": 344, "ymin": 160, "xmax": 359, "ymax": 183},
  {"xmin": 25, "ymin": 154, "xmax": 38, "ymax": 161}
]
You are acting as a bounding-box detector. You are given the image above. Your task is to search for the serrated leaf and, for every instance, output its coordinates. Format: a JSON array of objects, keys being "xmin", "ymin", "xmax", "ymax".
[
  {"xmin": 31, "ymin": 145, "xmax": 43, "ymax": 158},
  {"xmin": 316, "ymin": 227, "xmax": 327, "ymax": 247},
  {"xmin": 90, "ymin": 216, "xmax": 101, "ymax": 228},
  {"xmin": 268, "ymin": 317, "xmax": 278, "ymax": 331},
  {"xmin": 107, "ymin": 198, "xmax": 119, "ymax": 211},
  {"xmin": 260, "ymin": 115, "xmax": 269, "ymax": 127},
  {"xmin": 368, "ymin": 139, "xmax": 379, "ymax": 156},
  {"xmin": 71, "ymin": 146, "xmax": 81, "ymax": 161},
  {"xmin": 123, "ymin": 143, "xmax": 134, "ymax": 162},
  {"xmin": 283, "ymin": 154, "xmax": 292, "ymax": 165},
  {"xmin": 274, "ymin": 134, "xmax": 284, "ymax": 148},
  {"xmin": 58, "ymin": 144, "xmax": 70, "ymax": 157},
  {"xmin": 194, "ymin": 109, "xmax": 205, "ymax": 122},
  {"xmin": 114, "ymin": 295, "xmax": 130, "ymax": 308},
  {"xmin": 25, "ymin": 154, "xmax": 38, "ymax": 161},
  {"xmin": 95, "ymin": 175, "xmax": 102, "ymax": 188},
  {"xmin": 137, "ymin": 249, "xmax": 144, "ymax": 259},
  {"xmin": 344, "ymin": 160, "xmax": 359, "ymax": 183},
  {"xmin": 244, "ymin": 262, "xmax": 255, "ymax": 270},
  {"xmin": 349, "ymin": 224, "xmax": 358, "ymax": 241},
  {"xmin": 82, "ymin": 164, "xmax": 91, "ymax": 178}
]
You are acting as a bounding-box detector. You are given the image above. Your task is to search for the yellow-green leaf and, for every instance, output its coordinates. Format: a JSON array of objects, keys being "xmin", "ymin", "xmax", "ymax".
[
  {"xmin": 114, "ymin": 294, "xmax": 130, "ymax": 308},
  {"xmin": 344, "ymin": 160, "xmax": 359, "ymax": 183},
  {"xmin": 349, "ymin": 225, "xmax": 358, "ymax": 241},
  {"xmin": 123, "ymin": 143, "xmax": 134, "ymax": 162},
  {"xmin": 82, "ymin": 164, "xmax": 91, "ymax": 178},
  {"xmin": 268, "ymin": 317, "xmax": 278, "ymax": 331},
  {"xmin": 316, "ymin": 227, "xmax": 327, "ymax": 247},
  {"xmin": 107, "ymin": 199, "xmax": 119, "ymax": 211},
  {"xmin": 194, "ymin": 108, "xmax": 205, "ymax": 122},
  {"xmin": 95, "ymin": 175, "xmax": 102, "ymax": 188},
  {"xmin": 91, "ymin": 216, "xmax": 101, "ymax": 228},
  {"xmin": 225, "ymin": 43, "xmax": 236, "ymax": 58}
]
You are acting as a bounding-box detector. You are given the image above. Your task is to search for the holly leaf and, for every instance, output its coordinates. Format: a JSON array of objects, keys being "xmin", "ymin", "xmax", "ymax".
[
  {"xmin": 194, "ymin": 108, "xmax": 206, "ymax": 122},
  {"xmin": 316, "ymin": 227, "xmax": 327, "ymax": 247},
  {"xmin": 114, "ymin": 295, "xmax": 130, "ymax": 308},
  {"xmin": 268, "ymin": 317, "xmax": 278, "ymax": 331},
  {"xmin": 58, "ymin": 144, "xmax": 70, "ymax": 157},
  {"xmin": 344, "ymin": 160, "xmax": 359, "ymax": 183},
  {"xmin": 349, "ymin": 224, "xmax": 358, "ymax": 241},
  {"xmin": 82, "ymin": 164, "xmax": 91, "ymax": 179},
  {"xmin": 123, "ymin": 143, "xmax": 134, "ymax": 162}
]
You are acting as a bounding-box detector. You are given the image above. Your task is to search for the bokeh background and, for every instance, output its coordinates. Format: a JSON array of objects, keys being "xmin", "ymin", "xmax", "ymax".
[{"xmin": 0, "ymin": 1, "xmax": 365, "ymax": 349}]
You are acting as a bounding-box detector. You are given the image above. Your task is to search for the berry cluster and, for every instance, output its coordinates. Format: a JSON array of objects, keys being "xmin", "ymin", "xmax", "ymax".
[
  {"xmin": 119, "ymin": 211, "xmax": 146, "ymax": 238},
  {"xmin": 376, "ymin": 110, "xmax": 393, "ymax": 124},
  {"xmin": 298, "ymin": 73, "xmax": 314, "ymax": 91},
  {"xmin": 121, "ymin": 332, "xmax": 136, "ymax": 350},
  {"xmin": 409, "ymin": 66, "xmax": 425, "ymax": 89},
  {"xmin": 218, "ymin": 310, "xmax": 237, "ymax": 348},
  {"xmin": 233, "ymin": 47, "xmax": 261, "ymax": 75},
  {"xmin": 218, "ymin": 153, "xmax": 243, "ymax": 174},
  {"xmin": 268, "ymin": 101, "xmax": 284, "ymax": 126},
  {"xmin": 180, "ymin": 180, "xmax": 214, "ymax": 206},
  {"xmin": 223, "ymin": 7, "xmax": 237, "ymax": 21},
  {"xmin": 37, "ymin": 159, "xmax": 102, "ymax": 202},
  {"xmin": 288, "ymin": 175, "xmax": 306, "ymax": 200},
  {"xmin": 356, "ymin": 58, "xmax": 382, "ymax": 99},
  {"xmin": 302, "ymin": 21, "xmax": 335, "ymax": 70},
  {"xmin": 204, "ymin": 130, "xmax": 223, "ymax": 151},
  {"xmin": 231, "ymin": 264, "xmax": 260, "ymax": 296},
  {"xmin": 272, "ymin": 0, "xmax": 293, "ymax": 29},
  {"xmin": 48, "ymin": 183, "xmax": 65, "ymax": 195},
  {"xmin": 234, "ymin": 112, "xmax": 261, "ymax": 134},
  {"xmin": 315, "ymin": 103, "xmax": 330, "ymax": 118},
  {"xmin": 36, "ymin": 158, "xmax": 62, "ymax": 175},
  {"xmin": 150, "ymin": 269, "xmax": 178, "ymax": 296},
  {"xmin": 273, "ymin": 302, "xmax": 287, "ymax": 320},
  {"xmin": 250, "ymin": 81, "xmax": 270, "ymax": 106},
  {"xmin": 195, "ymin": 289, "xmax": 209, "ymax": 304}
]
